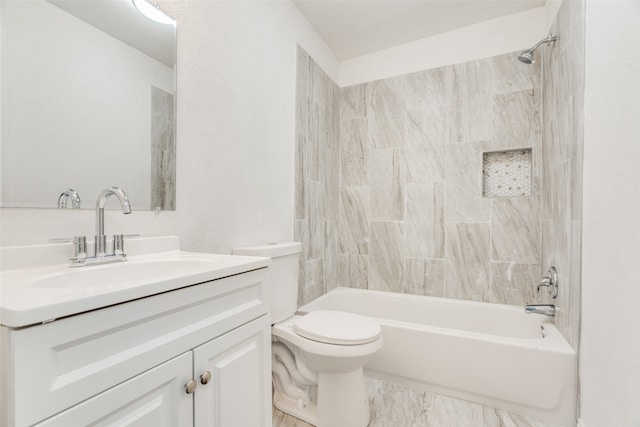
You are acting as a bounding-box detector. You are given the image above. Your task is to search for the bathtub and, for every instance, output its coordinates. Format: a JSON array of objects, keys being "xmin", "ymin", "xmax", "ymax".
[{"xmin": 298, "ymin": 287, "xmax": 576, "ymax": 426}]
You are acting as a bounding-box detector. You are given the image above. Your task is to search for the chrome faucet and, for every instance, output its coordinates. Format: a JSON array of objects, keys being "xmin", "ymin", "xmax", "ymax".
[
  {"xmin": 57, "ymin": 188, "xmax": 81, "ymax": 208},
  {"xmin": 525, "ymin": 304, "xmax": 556, "ymax": 317},
  {"xmin": 51, "ymin": 187, "xmax": 134, "ymax": 267},
  {"xmin": 537, "ymin": 266, "xmax": 559, "ymax": 298},
  {"xmin": 95, "ymin": 187, "xmax": 131, "ymax": 257}
]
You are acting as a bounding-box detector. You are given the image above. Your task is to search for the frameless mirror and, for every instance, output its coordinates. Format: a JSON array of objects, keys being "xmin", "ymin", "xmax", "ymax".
[{"xmin": 0, "ymin": 0, "xmax": 176, "ymax": 210}]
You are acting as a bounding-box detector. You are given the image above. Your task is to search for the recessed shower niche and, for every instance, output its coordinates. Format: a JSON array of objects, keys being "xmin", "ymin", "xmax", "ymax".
[{"xmin": 482, "ymin": 149, "xmax": 533, "ymax": 197}]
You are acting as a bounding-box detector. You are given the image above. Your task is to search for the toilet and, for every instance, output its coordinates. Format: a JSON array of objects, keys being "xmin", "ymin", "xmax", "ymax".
[{"xmin": 233, "ymin": 242, "xmax": 382, "ymax": 427}]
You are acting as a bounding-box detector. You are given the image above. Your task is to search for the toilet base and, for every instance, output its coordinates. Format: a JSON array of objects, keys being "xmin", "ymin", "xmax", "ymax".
[
  {"xmin": 316, "ymin": 368, "xmax": 370, "ymax": 427},
  {"xmin": 273, "ymin": 389, "xmax": 318, "ymax": 426},
  {"xmin": 273, "ymin": 369, "xmax": 370, "ymax": 427}
]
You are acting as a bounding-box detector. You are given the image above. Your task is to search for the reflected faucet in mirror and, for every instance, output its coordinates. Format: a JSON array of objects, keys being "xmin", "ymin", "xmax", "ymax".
[{"xmin": 57, "ymin": 189, "xmax": 81, "ymax": 209}]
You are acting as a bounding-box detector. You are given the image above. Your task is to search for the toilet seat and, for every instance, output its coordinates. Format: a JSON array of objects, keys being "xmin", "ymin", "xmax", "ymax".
[{"xmin": 293, "ymin": 310, "xmax": 381, "ymax": 345}]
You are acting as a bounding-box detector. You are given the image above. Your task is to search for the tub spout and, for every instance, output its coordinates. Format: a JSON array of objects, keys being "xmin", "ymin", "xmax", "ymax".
[{"xmin": 525, "ymin": 304, "xmax": 555, "ymax": 317}]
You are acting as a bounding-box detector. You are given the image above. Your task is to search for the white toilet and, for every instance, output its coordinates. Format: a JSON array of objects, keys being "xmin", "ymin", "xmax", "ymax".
[{"xmin": 233, "ymin": 242, "xmax": 382, "ymax": 427}]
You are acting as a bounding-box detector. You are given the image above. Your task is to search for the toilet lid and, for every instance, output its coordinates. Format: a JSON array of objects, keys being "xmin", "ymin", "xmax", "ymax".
[{"xmin": 293, "ymin": 310, "xmax": 381, "ymax": 345}]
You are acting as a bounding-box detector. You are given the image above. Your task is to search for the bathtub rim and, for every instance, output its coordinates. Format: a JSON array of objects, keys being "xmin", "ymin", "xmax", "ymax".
[{"xmin": 297, "ymin": 287, "xmax": 575, "ymax": 354}]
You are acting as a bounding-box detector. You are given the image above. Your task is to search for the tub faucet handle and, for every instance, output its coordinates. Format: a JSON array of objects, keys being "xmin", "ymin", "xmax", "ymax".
[{"xmin": 537, "ymin": 266, "xmax": 558, "ymax": 299}]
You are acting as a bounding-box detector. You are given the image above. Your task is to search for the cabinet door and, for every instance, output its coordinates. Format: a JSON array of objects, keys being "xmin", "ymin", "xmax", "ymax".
[
  {"xmin": 194, "ymin": 315, "xmax": 271, "ymax": 427},
  {"xmin": 35, "ymin": 352, "xmax": 193, "ymax": 427}
]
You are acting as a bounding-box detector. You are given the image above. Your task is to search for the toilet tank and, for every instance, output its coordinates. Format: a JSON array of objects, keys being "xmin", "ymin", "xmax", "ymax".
[{"xmin": 232, "ymin": 242, "xmax": 301, "ymax": 323}]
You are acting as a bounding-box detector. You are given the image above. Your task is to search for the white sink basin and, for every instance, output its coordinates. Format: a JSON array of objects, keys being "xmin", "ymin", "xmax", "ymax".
[
  {"xmin": 0, "ymin": 241, "xmax": 271, "ymax": 328},
  {"xmin": 30, "ymin": 255, "xmax": 224, "ymax": 290}
]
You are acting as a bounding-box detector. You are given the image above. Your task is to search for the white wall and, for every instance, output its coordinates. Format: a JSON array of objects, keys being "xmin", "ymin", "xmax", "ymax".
[
  {"xmin": 580, "ymin": 1, "xmax": 640, "ymax": 426},
  {"xmin": 1, "ymin": 0, "xmax": 173, "ymax": 209},
  {"xmin": 0, "ymin": 0, "xmax": 337, "ymax": 249},
  {"xmin": 160, "ymin": 0, "xmax": 338, "ymax": 254},
  {"xmin": 339, "ymin": 1, "xmax": 561, "ymax": 87}
]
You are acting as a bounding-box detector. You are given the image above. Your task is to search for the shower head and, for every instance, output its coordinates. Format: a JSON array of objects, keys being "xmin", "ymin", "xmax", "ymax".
[
  {"xmin": 517, "ymin": 50, "xmax": 535, "ymax": 64},
  {"xmin": 517, "ymin": 35, "xmax": 557, "ymax": 64}
]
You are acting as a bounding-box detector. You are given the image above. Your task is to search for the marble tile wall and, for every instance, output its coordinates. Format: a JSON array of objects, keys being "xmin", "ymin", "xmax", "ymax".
[
  {"xmin": 150, "ymin": 86, "xmax": 176, "ymax": 210},
  {"xmin": 540, "ymin": 0, "xmax": 585, "ymax": 351},
  {"xmin": 294, "ymin": 46, "xmax": 340, "ymax": 305},
  {"xmin": 338, "ymin": 53, "xmax": 543, "ymax": 306}
]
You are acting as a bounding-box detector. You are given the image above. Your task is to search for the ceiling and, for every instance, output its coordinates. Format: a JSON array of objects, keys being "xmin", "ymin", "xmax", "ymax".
[
  {"xmin": 293, "ymin": 0, "xmax": 546, "ymax": 61},
  {"xmin": 48, "ymin": 0, "xmax": 175, "ymax": 67}
]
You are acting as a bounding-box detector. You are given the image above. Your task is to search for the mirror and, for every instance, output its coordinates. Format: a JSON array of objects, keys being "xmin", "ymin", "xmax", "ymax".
[{"xmin": 0, "ymin": 0, "xmax": 176, "ymax": 210}]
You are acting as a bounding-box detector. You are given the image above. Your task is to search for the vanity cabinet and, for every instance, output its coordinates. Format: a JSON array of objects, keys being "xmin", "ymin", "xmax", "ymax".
[{"xmin": 1, "ymin": 268, "xmax": 272, "ymax": 427}]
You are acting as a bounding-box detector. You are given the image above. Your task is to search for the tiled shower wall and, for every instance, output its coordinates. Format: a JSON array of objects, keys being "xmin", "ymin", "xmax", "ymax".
[
  {"xmin": 338, "ymin": 53, "xmax": 543, "ymax": 306},
  {"xmin": 540, "ymin": 0, "xmax": 585, "ymax": 350},
  {"xmin": 294, "ymin": 47, "xmax": 340, "ymax": 305}
]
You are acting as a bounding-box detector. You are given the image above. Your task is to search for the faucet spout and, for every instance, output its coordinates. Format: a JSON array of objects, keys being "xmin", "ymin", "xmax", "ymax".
[
  {"xmin": 525, "ymin": 304, "xmax": 555, "ymax": 317},
  {"xmin": 95, "ymin": 187, "xmax": 131, "ymax": 256}
]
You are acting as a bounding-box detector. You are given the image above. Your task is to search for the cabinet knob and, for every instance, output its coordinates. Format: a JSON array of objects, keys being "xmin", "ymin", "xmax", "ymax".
[
  {"xmin": 200, "ymin": 371, "xmax": 212, "ymax": 385},
  {"xmin": 185, "ymin": 379, "xmax": 197, "ymax": 394}
]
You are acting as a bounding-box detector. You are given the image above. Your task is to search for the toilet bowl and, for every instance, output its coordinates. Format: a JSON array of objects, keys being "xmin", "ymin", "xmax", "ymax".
[{"xmin": 232, "ymin": 243, "xmax": 383, "ymax": 427}]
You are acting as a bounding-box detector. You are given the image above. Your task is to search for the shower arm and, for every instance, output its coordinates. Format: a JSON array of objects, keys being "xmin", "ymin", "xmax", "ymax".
[{"xmin": 529, "ymin": 35, "xmax": 557, "ymax": 52}]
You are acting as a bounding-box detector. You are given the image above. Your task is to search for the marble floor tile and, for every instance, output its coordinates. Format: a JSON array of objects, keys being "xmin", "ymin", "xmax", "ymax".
[{"xmin": 273, "ymin": 378, "xmax": 560, "ymax": 427}]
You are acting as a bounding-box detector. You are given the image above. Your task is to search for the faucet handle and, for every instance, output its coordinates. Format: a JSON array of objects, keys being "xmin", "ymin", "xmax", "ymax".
[
  {"xmin": 537, "ymin": 266, "xmax": 559, "ymax": 299},
  {"xmin": 112, "ymin": 234, "xmax": 140, "ymax": 256},
  {"xmin": 50, "ymin": 236, "xmax": 87, "ymax": 259}
]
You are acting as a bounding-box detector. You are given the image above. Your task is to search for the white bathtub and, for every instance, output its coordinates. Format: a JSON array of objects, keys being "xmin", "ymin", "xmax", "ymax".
[{"xmin": 298, "ymin": 287, "xmax": 576, "ymax": 426}]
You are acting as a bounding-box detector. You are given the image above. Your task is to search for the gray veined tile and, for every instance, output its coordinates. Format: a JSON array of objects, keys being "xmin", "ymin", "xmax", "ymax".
[
  {"xmin": 320, "ymin": 138, "xmax": 339, "ymax": 220},
  {"xmin": 492, "ymin": 51, "xmax": 541, "ymax": 94},
  {"xmin": 366, "ymin": 378, "xmax": 432, "ymax": 426},
  {"xmin": 466, "ymin": 58, "xmax": 493, "ymax": 142},
  {"xmin": 294, "ymin": 134, "xmax": 305, "ymax": 220},
  {"xmin": 338, "ymin": 254, "xmax": 368, "ymax": 289},
  {"xmin": 369, "ymin": 221, "xmax": 405, "ymax": 293},
  {"xmin": 468, "ymin": 100, "xmax": 493, "ymax": 143},
  {"xmin": 541, "ymin": 160, "xmax": 570, "ymax": 223},
  {"xmin": 446, "ymin": 64, "xmax": 468, "ymax": 144},
  {"xmin": 305, "ymin": 102, "xmax": 321, "ymax": 181},
  {"xmin": 273, "ymin": 407, "xmax": 314, "ymax": 427},
  {"xmin": 368, "ymin": 76, "xmax": 406, "ymax": 149},
  {"xmin": 427, "ymin": 393, "xmax": 487, "ymax": 427},
  {"xmin": 489, "ymin": 261, "xmax": 540, "ymax": 305},
  {"xmin": 370, "ymin": 148, "xmax": 406, "ymax": 221},
  {"xmin": 368, "ymin": 75, "xmax": 406, "ymax": 115},
  {"xmin": 294, "ymin": 219, "xmax": 309, "ymax": 261},
  {"xmin": 445, "ymin": 143, "xmax": 491, "ymax": 222},
  {"xmin": 299, "ymin": 258, "xmax": 324, "ymax": 306},
  {"xmin": 406, "ymin": 65, "xmax": 450, "ymax": 110},
  {"xmin": 405, "ymin": 182, "xmax": 444, "ymax": 258},
  {"xmin": 306, "ymin": 180, "xmax": 325, "ymax": 260},
  {"xmin": 340, "ymin": 118, "xmax": 369, "ymax": 186},
  {"xmin": 570, "ymin": 90, "xmax": 584, "ymax": 221},
  {"xmin": 339, "ymin": 186, "xmax": 370, "ymax": 255},
  {"xmin": 491, "ymin": 197, "xmax": 540, "ymax": 265},
  {"xmin": 324, "ymin": 220, "xmax": 339, "ymax": 292},
  {"xmin": 310, "ymin": 59, "xmax": 328, "ymax": 107},
  {"xmin": 369, "ymin": 108, "xmax": 406, "ymax": 149},
  {"xmin": 406, "ymin": 108, "xmax": 446, "ymax": 183},
  {"xmin": 493, "ymin": 89, "xmax": 541, "ymax": 149},
  {"xmin": 445, "ymin": 223, "xmax": 491, "ymax": 301},
  {"xmin": 540, "ymin": 219, "xmax": 569, "ymax": 288},
  {"xmin": 405, "ymin": 258, "xmax": 445, "ymax": 296},
  {"xmin": 340, "ymin": 83, "xmax": 368, "ymax": 120},
  {"xmin": 466, "ymin": 57, "xmax": 493, "ymax": 104},
  {"xmin": 295, "ymin": 46, "xmax": 309, "ymax": 136}
]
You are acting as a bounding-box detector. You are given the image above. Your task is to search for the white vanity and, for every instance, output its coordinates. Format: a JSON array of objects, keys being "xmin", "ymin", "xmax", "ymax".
[{"xmin": 0, "ymin": 236, "xmax": 272, "ymax": 427}]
